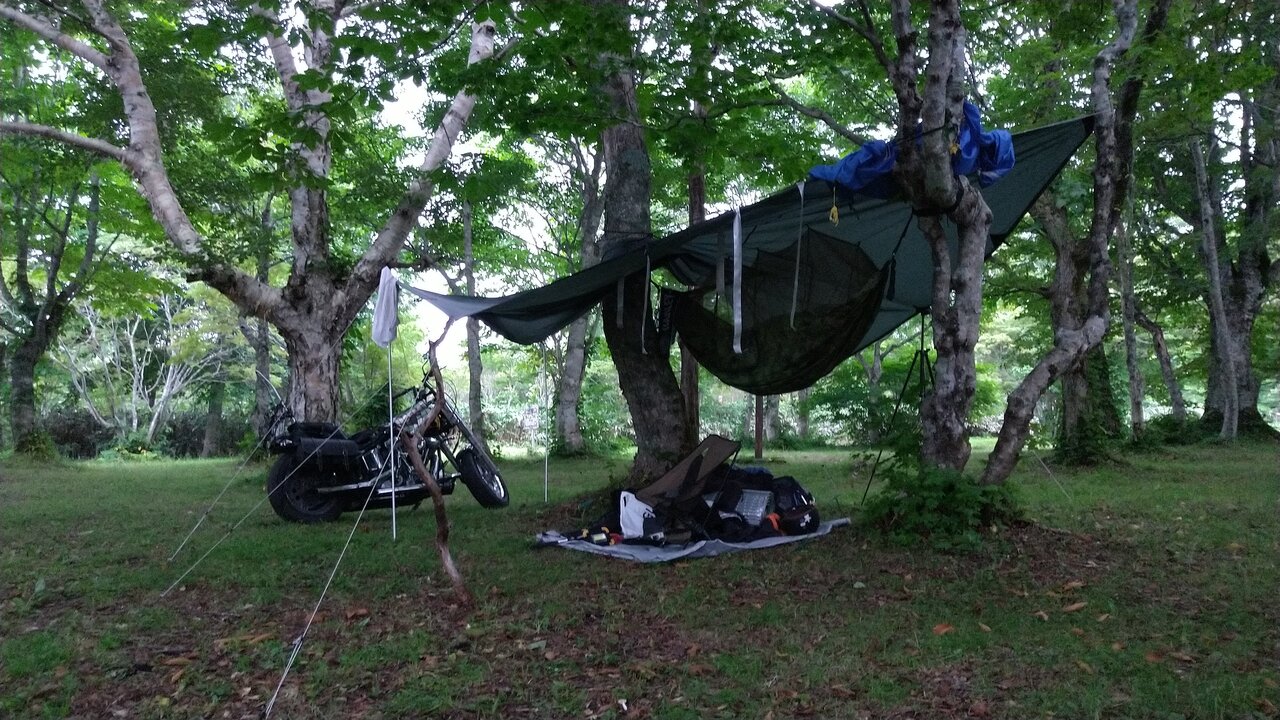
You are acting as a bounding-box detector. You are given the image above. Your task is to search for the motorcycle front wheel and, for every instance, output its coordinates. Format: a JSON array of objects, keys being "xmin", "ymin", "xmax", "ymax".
[
  {"xmin": 457, "ymin": 448, "xmax": 509, "ymax": 508},
  {"xmin": 267, "ymin": 455, "xmax": 344, "ymax": 523}
]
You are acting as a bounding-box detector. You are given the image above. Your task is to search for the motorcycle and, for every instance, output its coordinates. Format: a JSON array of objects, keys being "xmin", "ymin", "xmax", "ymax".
[{"xmin": 261, "ymin": 373, "xmax": 508, "ymax": 523}]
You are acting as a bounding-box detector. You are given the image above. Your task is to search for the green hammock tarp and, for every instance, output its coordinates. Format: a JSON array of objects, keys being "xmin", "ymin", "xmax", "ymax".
[{"xmin": 409, "ymin": 115, "xmax": 1093, "ymax": 394}]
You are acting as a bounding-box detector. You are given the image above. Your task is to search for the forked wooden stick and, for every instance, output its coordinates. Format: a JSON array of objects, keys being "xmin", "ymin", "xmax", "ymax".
[{"xmin": 398, "ymin": 330, "xmax": 474, "ymax": 607}]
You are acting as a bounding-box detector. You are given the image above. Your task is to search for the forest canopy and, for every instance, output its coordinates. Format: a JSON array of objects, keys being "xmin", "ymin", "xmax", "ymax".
[{"xmin": 0, "ymin": 0, "xmax": 1276, "ymax": 470}]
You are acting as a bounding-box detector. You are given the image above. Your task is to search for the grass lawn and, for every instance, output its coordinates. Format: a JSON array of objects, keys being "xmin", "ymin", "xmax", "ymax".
[{"xmin": 1, "ymin": 441, "xmax": 1277, "ymax": 719}]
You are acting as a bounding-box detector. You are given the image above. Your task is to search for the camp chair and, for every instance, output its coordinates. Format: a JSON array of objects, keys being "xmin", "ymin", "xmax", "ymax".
[{"xmin": 634, "ymin": 434, "xmax": 741, "ymax": 512}]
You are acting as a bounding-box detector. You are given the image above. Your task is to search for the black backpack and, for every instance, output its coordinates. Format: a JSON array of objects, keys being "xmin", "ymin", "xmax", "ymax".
[{"xmin": 771, "ymin": 476, "xmax": 820, "ymax": 535}]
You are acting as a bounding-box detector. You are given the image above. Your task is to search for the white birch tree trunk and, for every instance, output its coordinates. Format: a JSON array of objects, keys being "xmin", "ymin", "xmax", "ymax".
[
  {"xmin": 1190, "ymin": 138, "xmax": 1239, "ymax": 440},
  {"xmin": 1116, "ymin": 219, "xmax": 1145, "ymax": 438},
  {"xmin": 554, "ymin": 143, "xmax": 604, "ymax": 455},
  {"xmin": 983, "ymin": 0, "xmax": 1173, "ymax": 484}
]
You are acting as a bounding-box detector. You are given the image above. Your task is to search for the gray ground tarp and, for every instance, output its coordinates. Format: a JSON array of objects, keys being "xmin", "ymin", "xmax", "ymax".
[{"xmin": 534, "ymin": 518, "xmax": 851, "ymax": 563}]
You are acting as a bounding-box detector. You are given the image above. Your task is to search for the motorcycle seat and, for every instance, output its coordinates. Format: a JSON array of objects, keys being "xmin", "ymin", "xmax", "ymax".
[
  {"xmin": 289, "ymin": 422, "xmax": 347, "ymax": 441},
  {"xmin": 295, "ymin": 437, "xmax": 363, "ymax": 459}
]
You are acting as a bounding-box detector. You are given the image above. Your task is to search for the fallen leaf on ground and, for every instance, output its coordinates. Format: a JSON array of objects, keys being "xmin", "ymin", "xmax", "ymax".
[
  {"xmin": 1111, "ymin": 641, "xmax": 1125, "ymax": 651},
  {"xmin": 1070, "ymin": 627, "xmax": 1085, "ymax": 637},
  {"xmin": 1144, "ymin": 651, "xmax": 1164, "ymax": 663},
  {"xmin": 1076, "ymin": 660, "xmax": 1094, "ymax": 675},
  {"xmin": 1096, "ymin": 613, "xmax": 1111, "ymax": 622},
  {"xmin": 1063, "ymin": 601, "xmax": 1088, "ymax": 613},
  {"xmin": 829, "ymin": 684, "xmax": 857, "ymax": 699},
  {"xmin": 1062, "ymin": 580, "xmax": 1086, "ymax": 591},
  {"xmin": 1033, "ymin": 610, "xmax": 1050, "ymax": 621},
  {"xmin": 933, "ymin": 623, "xmax": 955, "ymax": 636},
  {"xmin": 215, "ymin": 634, "xmax": 266, "ymax": 648},
  {"xmin": 978, "ymin": 622, "xmax": 992, "ymax": 633},
  {"xmin": 1169, "ymin": 651, "xmax": 1195, "ymax": 662}
]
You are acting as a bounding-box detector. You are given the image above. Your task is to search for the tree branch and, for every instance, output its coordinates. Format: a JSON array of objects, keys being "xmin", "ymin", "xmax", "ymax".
[
  {"xmin": 57, "ymin": 171, "xmax": 100, "ymax": 306},
  {"xmin": 251, "ymin": 3, "xmax": 307, "ymax": 113},
  {"xmin": 0, "ymin": 120, "xmax": 128, "ymax": 160},
  {"xmin": 41, "ymin": 181, "xmax": 81, "ymax": 309},
  {"xmin": 337, "ymin": 0, "xmax": 389, "ymax": 19},
  {"xmin": 806, "ymin": 0, "xmax": 891, "ymax": 74},
  {"xmin": 12, "ymin": 175, "xmax": 41, "ymax": 304},
  {"xmin": 766, "ymin": 79, "xmax": 868, "ymax": 145},
  {"xmin": 343, "ymin": 19, "xmax": 497, "ymax": 319},
  {"xmin": 0, "ymin": 4, "xmax": 109, "ymax": 70},
  {"xmin": 75, "ymin": 0, "xmax": 207, "ymax": 259}
]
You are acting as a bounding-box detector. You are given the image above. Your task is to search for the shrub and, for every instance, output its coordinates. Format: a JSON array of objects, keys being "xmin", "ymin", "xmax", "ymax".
[
  {"xmin": 769, "ymin": 431, "xmax": 828, "ymax": 451},
  {"xmin": 160, "ymin": 411, "xmax": 207, "ymax": 458},
  {"xmin": 15, "ymin": 430, "xmax": 60, "ymax": 461},
  {"xmin": 103, "ymin": 430, "xmax": 166, "ymax": 461},
  {"xmin": 860, "ymin": 466, "xmax": 1021, "ymax": 551},
  {"xmin": 41, "ymin": 409, "xmax": 116, "ymax": 459},
  {"xmin": 159, "ymin": 410, "xmax": 242, "ymax": 458},
  {"xmin": 806, "ymin": 356, "xmax": 1003, "ymax": 447}
]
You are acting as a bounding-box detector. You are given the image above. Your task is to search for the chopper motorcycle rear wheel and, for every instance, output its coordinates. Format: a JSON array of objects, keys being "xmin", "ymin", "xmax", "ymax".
[{"xmin": 267, "ymin": 454, "xmax": 344, "ymax": 523}]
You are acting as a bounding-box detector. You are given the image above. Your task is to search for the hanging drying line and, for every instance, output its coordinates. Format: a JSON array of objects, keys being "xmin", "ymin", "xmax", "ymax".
[
  {"xmin": 790, "ymin": 180, "xmax": 805, "ymax": 330},
  {"xmin": 639, "ymin": 249, "xmax": 651, "ymax": 354},
  {"xmin": 884, "ymin": 209, "xmax": 915, "ymax": 302},
  {"xmin": 715, "ymin": 231, "xmax": 726, "ymax": 304},
  {"xmin": 732, "ymin": 207, "xmax": 743, "ymax": 354}
]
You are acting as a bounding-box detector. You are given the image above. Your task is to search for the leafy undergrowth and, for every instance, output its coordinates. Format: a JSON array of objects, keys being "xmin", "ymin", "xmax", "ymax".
[{"xmin": 1, "ymin": 444, "xmax": 1277, "ymax": 719}]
